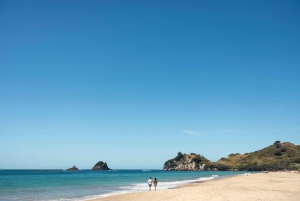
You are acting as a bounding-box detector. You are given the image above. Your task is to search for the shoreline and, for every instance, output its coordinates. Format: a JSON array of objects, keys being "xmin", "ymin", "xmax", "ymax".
[
  {"xmin": 86, "ymin": 172, "xmax": 228, "ymax": 200},
  {"xmin": 89, "ymin": 171, "xmax": 300, "ymax": 201},
  {"xmin": 177, "ymin": 172, "xmax": 241, "ymax": 187},
  {"xmin": 86, "ymin": 172, "xmax": 246, "ymax": 200}
]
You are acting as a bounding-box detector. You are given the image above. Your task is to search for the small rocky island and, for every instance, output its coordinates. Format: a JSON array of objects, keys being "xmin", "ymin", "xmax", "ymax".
[
  {"xmin": 66, "ymin": 165, "xmax": 79, "ymax": 171},
  {"xmin": 92, "ymin": 161, "xmax": 111, "ymax": 170}
]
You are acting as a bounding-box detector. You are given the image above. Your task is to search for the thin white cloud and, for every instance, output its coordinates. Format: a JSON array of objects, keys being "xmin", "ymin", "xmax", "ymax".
[{"xmin": 181, "ymin": 130, "xmax": 203, "ymax": 136}]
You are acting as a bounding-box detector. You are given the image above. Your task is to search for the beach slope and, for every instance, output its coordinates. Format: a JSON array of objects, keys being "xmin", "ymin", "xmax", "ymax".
[{"xmin": 91, "ymin": 172, "xmax": 300, "ymax": 201}]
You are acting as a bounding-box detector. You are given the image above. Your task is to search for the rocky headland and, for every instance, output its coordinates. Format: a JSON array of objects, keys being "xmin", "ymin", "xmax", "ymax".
[
  {"xmin": 163, "ymin": 141, "xmax": 300, "ymax": 171},
  {"xmin": 163, "ymin": 152, "xmax": 210, "ymax": 171}
]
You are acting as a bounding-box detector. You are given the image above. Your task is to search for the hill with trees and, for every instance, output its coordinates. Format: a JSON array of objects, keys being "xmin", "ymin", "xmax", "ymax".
[
  {"xmin": 163, "ymin": 141, "xmax": 300, "ymax": 171},
  {"xmin": 217, "ymin": 141, "xmax": 300, "ymax": 171}
]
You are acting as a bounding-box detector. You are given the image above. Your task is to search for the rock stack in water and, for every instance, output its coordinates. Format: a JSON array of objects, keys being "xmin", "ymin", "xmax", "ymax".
[
  {"xmin": 92, "ymin": 161, "xmax": 111, "ymax": 170},
  {"xmin": 66, "ymin": 165, "xmax": 79, "ymax": 171}
]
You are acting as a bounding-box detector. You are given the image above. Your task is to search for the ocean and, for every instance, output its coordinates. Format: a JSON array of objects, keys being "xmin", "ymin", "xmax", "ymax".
[{"xmin": 0, "ymin": 169, "xmax": 248, "ymax": 201}]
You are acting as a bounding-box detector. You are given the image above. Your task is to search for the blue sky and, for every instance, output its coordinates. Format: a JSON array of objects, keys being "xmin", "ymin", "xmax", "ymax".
[{"xmin": 1, "ymin": 0, "xmax": 300, "ymax": 169}]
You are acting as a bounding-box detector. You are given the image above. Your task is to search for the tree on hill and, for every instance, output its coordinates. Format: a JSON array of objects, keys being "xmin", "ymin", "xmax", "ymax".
[
  {"xmin": 280, "ymin": 147, "xmax": 286, "ymax": 152},
  {"xmin": 229, "ymin": 153, "xmax": 240, "ymax": 157},
  {"xmin": 191, "ymin": 156, "xmax": 202, "ymax": 164},
  {"xmin": 274, "ymin": 150, "xmax": 282, "ymax": 156},
  {"xmin": 175, "ymin": 152, "xmax": 184, "ymax": 161}
]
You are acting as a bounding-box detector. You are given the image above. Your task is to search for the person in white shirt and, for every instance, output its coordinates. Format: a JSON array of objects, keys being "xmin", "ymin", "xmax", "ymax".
[{"xmin": 148, "ymin": 177, "xmax": 152, "ymax": 191}]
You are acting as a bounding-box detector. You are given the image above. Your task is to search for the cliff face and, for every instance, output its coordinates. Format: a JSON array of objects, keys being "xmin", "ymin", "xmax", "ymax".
[
  {"xmin": 163, "ymin": 152, "xmax": 210, "ymax": 171},
  {"xmin": 91, "ymin": 161, "xmax": 111, "ymax": 170}
]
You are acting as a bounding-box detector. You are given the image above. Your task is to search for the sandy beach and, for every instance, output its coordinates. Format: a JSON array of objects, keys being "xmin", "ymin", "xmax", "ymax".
[{"xmin": 91, "ymin": 172, "xmax": 300, "ymax": 201}]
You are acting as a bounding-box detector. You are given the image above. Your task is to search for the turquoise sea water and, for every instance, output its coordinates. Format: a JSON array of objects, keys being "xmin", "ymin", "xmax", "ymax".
[{"xmin": 0, "ymin": 170, "xmax": 248, "ymax": 201}]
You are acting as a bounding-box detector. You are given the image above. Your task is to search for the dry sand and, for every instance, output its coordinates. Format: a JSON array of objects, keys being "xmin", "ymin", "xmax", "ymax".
[{"xmin": 90, "ymin": 172, "xmax": 300, "ymax": 201}]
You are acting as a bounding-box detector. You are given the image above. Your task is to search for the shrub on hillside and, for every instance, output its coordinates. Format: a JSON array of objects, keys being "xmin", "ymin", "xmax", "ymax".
[
  {"xmin": 280, "ymin": 147, "xmax": 286, "ymax": 152},
  {"xmin": 191, "ymin": 157, "xmax": 202, "ymax": 164},
  {"xmin": 206, "ymin": 163, "xmax": 231, "ymax": 171},
  {"xmin": 293, "ymin": 157, "xmax": 300, "ymax": 163},
  {"xmin": 229, "ymin": 153, "xmax": 240, "ymax": 157},
  {"xmin": 274, "ymin": 150, "xmax": 282, "ymax": 156}
]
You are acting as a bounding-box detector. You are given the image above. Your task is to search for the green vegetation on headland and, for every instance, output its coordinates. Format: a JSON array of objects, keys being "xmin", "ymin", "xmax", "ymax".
[
  {"xmin": 164, "ymin": 152, "xmax": 210, "ymax": 171},
  {"xmin": 164, "ymin": 141, "xmax": 300, "ymax": 171}
]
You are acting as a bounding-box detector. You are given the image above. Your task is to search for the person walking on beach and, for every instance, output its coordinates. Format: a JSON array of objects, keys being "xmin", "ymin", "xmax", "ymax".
[
  {"xmin": 154, "ymin": 178, "xmax": 158, "ymax": 191},
  {"xmin": 148, "ymin": 177, "xmax": 152, "ymax": 191}
]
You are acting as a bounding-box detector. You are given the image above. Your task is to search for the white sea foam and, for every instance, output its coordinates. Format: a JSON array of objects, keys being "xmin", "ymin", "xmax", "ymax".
[
  {"xmin": 44, "ymin": 175, "xmax": 221, "ymax": 201},
  {"xmin": 84, "ymin": 175, "xmax": 220, "ymax": 200}
]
